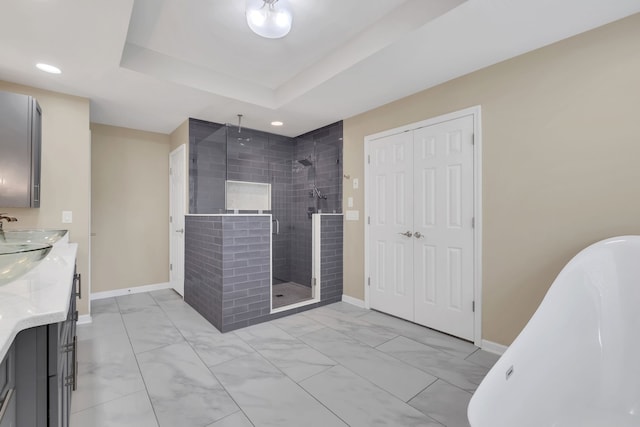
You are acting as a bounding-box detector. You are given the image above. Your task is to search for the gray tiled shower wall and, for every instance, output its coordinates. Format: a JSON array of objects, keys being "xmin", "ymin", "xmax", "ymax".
[
  {"xmin": 184, "ymin": 216, "xmax": 271, "ymax": 332},
  {"xmin": 184, "ymin": 214, "xmax": 344, "ymax": 332},
  {"xmin": 319, "ymin": 215, "xmax": 344, "ymax": 302},
  {"xmin": 188, "ymin": 119, "xmax": 343, "ymax": 288}
]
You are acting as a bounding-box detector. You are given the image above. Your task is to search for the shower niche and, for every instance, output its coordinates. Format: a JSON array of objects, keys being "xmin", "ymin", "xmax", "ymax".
[{"xmin": 184, "ymin": 118, "xmax": 343, "ymax": 332}]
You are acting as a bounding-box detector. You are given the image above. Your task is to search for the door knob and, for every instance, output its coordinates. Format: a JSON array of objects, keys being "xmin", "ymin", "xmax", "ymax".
[
  {"xmin": 414, "ymin": 232, "xmax": 424, "ymax": 238},
  {"xmin": 398, "ymin": 231, "xmax": 413, "ymax": 237},
  {"xmin": 175, "ymin": 228, "xmax": 184, "ymax": 234}
]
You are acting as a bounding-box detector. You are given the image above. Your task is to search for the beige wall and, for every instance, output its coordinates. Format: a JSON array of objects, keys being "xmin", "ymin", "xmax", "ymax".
[
  {"xmin": 343, "ymin": 13, "xmax": 640, "ymax": 345},
  {"xmin": 91, "ymin": 124, "xmax": 170, "ymax": 294},
  {"xmin": 170, "ymin": 119, "xmax": 190, "ymax": 212},
  {"xmin": 0, "ymin": 81, "xmax": 91, "ymax": 315},
  {"xmin": 169, "ymin": 119, "xmax": 188, "ymax": 152}
]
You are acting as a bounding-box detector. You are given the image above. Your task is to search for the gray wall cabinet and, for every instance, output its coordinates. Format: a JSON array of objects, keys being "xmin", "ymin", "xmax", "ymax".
[{"xmin": 0, "ymin": 90, "xmax": 42, "ymax": 208}]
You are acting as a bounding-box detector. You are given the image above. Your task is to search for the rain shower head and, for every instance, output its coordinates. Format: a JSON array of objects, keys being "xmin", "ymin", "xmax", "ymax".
[{"xmin": 297, "ymin": 158, "xmax": 313, "ymax": 167}]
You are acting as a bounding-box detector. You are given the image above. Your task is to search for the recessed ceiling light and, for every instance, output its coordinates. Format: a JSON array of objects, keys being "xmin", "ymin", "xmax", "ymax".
[
  {"xmin": 271, "ymin": 121, "xmax": 283, "ymax": 126},
  {"xmin": 36, "ymin": 63, "xmax": 61, "ymax": 74}
]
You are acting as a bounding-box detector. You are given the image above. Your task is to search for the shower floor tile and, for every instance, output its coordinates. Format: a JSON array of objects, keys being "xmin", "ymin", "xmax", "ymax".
[
  {"xmin": 72, "ymin": 290, "xmax": 496, "ymax": 427},
  {"xmin": 272, "ymin": 281, "xmax": 313, "ymax": 308}
]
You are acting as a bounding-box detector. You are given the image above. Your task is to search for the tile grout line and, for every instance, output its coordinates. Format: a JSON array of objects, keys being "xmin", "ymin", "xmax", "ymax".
[
  {"xmin": 297, "ymin": 321, "xmax": 475, "ymax": 420},
  {"xmin": 229, "ymin": 323, "xmax": 352, "ymax": 426},
  {"xmin": 116, "ymin": 295, "xmax": 164, "ymax": 427},
  {"xmin": 292, "ymin": 322, "xmax": 443, "ymax": 415},
  {"xmin": 390, "ymin": 354, "xmax": 481, "ymax": 397},
  {"xmin": 374, "ymin": 335, "xmax": 483, "ymax": 395},
  {"xmin": 149, "ymin": 291, "xmax": 257, "ymax": 427}
]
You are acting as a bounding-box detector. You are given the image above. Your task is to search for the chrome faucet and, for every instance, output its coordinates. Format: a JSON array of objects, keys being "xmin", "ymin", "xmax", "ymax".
[{"xmin": 0, "ymin": 213, "xmax": 18, "ymax": 231}]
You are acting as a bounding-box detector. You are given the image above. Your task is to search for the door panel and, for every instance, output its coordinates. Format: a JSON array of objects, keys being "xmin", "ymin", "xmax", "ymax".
[
  {"xmin": 368, "ymin": 114, "xmax": 475, "ymax": 341},
  {"xmin": 414, "ymin": 115, "xmax": 475, "ymax": 340},
  {"xmin": 369, "ymin": 132, "xmax": 414, "ymax": 320},
  {"xmin": 169, "ymin": 146, "xmax": 186, "ymax": 297}
]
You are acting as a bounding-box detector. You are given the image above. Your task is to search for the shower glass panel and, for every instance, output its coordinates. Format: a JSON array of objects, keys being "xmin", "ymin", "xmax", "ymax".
[
  {"xmin": 269, "ymin": 158, "xmax": 292, "ymax": 284},
  {"xmin": 270, "ymin": 157, "xmax": 313, "ymax": 308},
  {"xmin": 189, "ymin": 121, "xmax": 226, "ymax": 214}
]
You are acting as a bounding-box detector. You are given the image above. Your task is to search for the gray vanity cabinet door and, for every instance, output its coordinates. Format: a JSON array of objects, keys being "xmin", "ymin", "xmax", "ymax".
[
  {"xmin": 14, "ymin": 327, "xmax": 48, "ymax": 427},
  {"xmin": 0, "ymin": 391, "xmax": 16, "ymax": 427},
  {"xmin": 0, "ymin": 346, "xmax": 16, "ymax": 427}
]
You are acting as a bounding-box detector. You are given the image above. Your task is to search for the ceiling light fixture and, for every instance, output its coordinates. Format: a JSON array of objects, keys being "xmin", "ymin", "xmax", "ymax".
[
  {"xmin": 271, "ymin": 121, "xmax": 283, "ymax": 126},
  {"xmin": 36, "ymin": 63, "xmax": 61, "ymax": 74},
  {"xmin": 246, "ymin": 0, "xmax": 292, "ymax": 39}
]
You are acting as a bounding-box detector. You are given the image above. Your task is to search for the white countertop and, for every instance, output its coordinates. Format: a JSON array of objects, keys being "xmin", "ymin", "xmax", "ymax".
[{"xmin": 0, "ymin": 237, "xmax": 78, "ymax": 361}]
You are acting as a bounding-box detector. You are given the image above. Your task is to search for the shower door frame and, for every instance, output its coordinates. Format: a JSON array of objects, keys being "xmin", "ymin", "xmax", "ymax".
[
  {"xmin": 270, "ymin": 214, "xmax": 321, "ymax": 313},
  {"xmin": 269, "ymin": 156, "xmax": 322, "ymax": 313}
]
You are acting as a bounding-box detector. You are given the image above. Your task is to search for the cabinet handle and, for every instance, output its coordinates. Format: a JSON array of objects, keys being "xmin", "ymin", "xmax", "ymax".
[
  {"xmin": 414, "ymin": 232, "xmax": 424, "ymax": 238},
  {"xmin": 74, "ymin": 273, "xmax": 82, "ymax": 299},
  {"xmin": 72, "ymin": 335, "xmax": 78, "ymax": 391},
  {"xmin": 64, "ymin": 375, "xmax": 74, "ymax": 387},
  {"xmin": 0, "ymin": 388, "xmax": 14, "ymax": 421},
  {"xmin": 33, "ymin": 184, "xmax": 40, "ymax": 203},
  {"xmin": 398, "ymin": 231, "xmax": 413, "ymax": 237}
]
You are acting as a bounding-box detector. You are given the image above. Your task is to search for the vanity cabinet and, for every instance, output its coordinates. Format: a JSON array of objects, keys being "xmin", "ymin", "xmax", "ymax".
[
  {"xmin": 0, "ymin": 345, "xmax": 16, "ymax": 427},
  {"xmin": 48, "ymin": 271, "xmax": 78, "ymax": 427},
  {"xmin": 13, "ymin": 272, "xmax": 79, "ymax": 427},
  {"xmin": 0, "ymin": 90, "xmax": 42, "ymax": 208}
]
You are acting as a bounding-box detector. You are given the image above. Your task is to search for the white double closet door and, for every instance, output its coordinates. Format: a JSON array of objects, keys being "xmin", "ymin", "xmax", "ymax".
[{"xmin": 368, "ymin": 115, "xmax": 475, "ymax": 341}]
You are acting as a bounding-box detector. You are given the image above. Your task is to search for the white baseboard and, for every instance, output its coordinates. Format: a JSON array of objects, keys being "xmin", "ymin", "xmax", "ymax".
[
  {"xmin": 77, "ymin": 314, "xmax": 92, "ymax": 325},
  {"xmin": 482, "ymin": 339, "xmax": 508, "ymax": 355},
  {"xmin": 91, "ymin": 282, "xmax": 172, "ymax": 300},
  {"xmin": 342, "ymin": 294, "xmax": 366, "ymax": 309}
]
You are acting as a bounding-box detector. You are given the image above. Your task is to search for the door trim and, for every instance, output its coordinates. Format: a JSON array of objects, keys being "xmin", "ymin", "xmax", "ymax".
[{"xmin": 364, "ymin": 105, "xmax": 483, "ymax": 346}]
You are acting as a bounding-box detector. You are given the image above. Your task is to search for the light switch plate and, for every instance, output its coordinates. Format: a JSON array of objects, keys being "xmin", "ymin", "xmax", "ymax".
[
  {"xmin": 353, "ymin": 178, "xmax": 359, "ymax": 189},
  {"xmin": 346, "ymin": 210, "xmax": 359, "ymax": 221},
  {"xmin": 348, "ymin": 197, "xmax": 353, "ymax": 208},
  {"xmin": 62, "ymin": 211, "xmax": 73, "ymax": 224}
]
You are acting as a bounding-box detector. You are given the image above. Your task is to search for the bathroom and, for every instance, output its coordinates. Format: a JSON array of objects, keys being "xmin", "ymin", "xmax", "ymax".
[{"xmin": 184, "ymin": 118, "xmax": 344, "ymax": 332}]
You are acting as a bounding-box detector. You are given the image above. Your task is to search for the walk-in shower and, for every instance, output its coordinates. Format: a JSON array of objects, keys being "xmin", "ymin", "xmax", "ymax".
[{"xmin": 188, "ymin": 119, "xmax": 343, "ymax": 311}]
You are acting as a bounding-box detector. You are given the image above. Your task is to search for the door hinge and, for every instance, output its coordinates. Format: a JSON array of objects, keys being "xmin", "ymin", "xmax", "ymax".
[
  {"xmin": 313, "ymin": 277, "xmax": 317, "ymax": 288},
  {"xmin": 169, "ymin": 167, "xmax": 172, "ymax": 175},
  {"xmin": 368, "ymin": 155, "xmax": 371, "ymax": 164},
  {"xmin": 368, "ymin": 216, "xmax": 371, "ymax": 225},
  {"xmin": 472, "ymin": 217, "xmax": 475, "ymax": 228},
  {"xmin": 170, "ymin": 263, "xmax": 173, "ymax": 271},
  {"xmin": 472, "ymin": 301, "xmax": 475, "ymax": 312},
  {"xmin": 368, "ymin": 277, "xmax": 371, "ymax": 287},
  {"xmin": 471, "ymin": 133, "xmax": 475, "ymax": 145},
  {"xmin": 170, "ymin": 215, "xmax": 173, "ymax": 223}
]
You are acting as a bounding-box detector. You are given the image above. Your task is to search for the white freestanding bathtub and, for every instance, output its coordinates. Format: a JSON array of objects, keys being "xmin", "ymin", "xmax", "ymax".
[{"xmin": 468, "ymin": 236, "xmax": 640, "ymax": 427}]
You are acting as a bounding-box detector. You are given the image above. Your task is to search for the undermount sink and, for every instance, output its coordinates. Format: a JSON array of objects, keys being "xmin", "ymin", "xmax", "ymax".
[
  {"xmin": 0, "ymin": 229, "xmax": 67, "ymax": 244},
  {"xmin": 0, "ymin": 243, "xmax": 53, "ymax": 286}
]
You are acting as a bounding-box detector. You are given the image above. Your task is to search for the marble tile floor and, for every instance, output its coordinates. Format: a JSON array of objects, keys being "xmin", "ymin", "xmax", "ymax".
[{"xmin": 71, "ymin": 289, "xmax": 499, "ymax": 427}]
